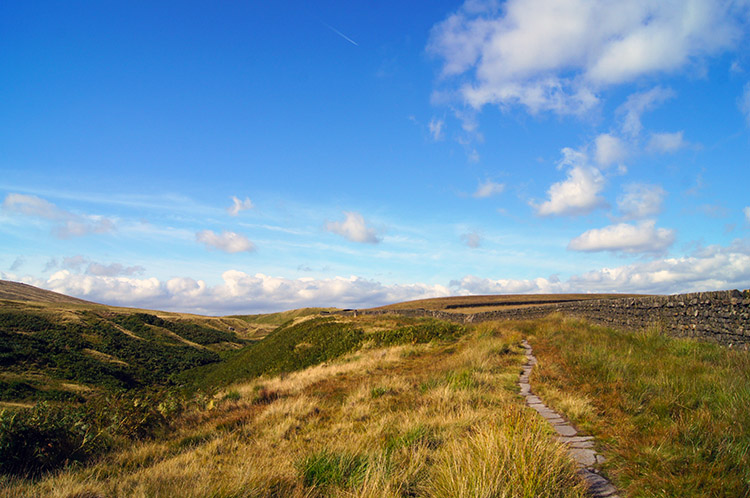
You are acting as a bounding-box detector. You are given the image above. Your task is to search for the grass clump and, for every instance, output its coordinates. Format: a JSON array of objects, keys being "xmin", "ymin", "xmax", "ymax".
[
  {"xmin": 298, "ymin": 451, "xmax": 369, "ymax": 489},
  {"xmin": 427, "ymin": 407, "xmax": 584, "ymax": 498}
]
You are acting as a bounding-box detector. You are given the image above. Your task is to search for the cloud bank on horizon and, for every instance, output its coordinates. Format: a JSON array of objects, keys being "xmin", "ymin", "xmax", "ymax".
[{"xmin": 1, "ymin": 0, "xmax": 749, "ymax": 315}]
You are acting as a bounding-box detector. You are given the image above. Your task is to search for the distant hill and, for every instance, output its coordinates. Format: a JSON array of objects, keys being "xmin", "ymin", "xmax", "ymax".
[
  {"xmin": 0, "ymin": 280, "xmax": 95, "ymax": 305},
  {"xmin": 371, "ymin": 293, "xmax": 649, "ymax": 313},
  {"xmin": 0, "ymin": 280, "xmax": 271, "ymax": 404}
]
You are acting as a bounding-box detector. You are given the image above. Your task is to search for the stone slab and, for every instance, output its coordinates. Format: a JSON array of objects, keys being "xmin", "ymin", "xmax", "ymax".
[
  {"xmin": 554, "ymin": 424, "xmax": 578, "ymax": 437},
  {"xmin": 568, "ymin": 447, "xmax": 597, "ymax": 467},
  {"xmin": 546, "ymin": 417, "xmax": 567, "ymax": 425},
  {"xmin": 557, "ymin": 435, "xmax": 594, "ymax": 443},
  {"xmin": 578, "ymin": 469, "xmax": 619, "ymax": 497}
]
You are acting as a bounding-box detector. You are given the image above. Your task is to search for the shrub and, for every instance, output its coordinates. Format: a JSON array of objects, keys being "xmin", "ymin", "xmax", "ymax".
[
  {"xmin": 0, "ymin": 390, "xmax": 175, "ymax": 477},
  {"xmin": 0, "ymin": 403, "xmax": 107, "ymax": 476}
]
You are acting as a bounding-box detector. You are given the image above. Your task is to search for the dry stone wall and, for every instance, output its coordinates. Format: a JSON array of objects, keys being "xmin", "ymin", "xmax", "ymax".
[{"xmin": 343, "ymin": 290, "xmax": 750, "ymax": 349}]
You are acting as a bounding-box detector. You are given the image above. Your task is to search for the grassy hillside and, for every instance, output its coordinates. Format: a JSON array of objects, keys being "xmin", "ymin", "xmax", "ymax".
[
  {"xmin": 1, "ymin": 320, "xmax": 587, "ymax": 498},
  {"xmin": 2, "ymin": 282, "xmax": 748, "ymax": 496},
  {"xmin": 0, "ymin": 303, "xmax": 252, "ymax": 404},
  {"xmin": 373, "ymin": 293, "xmax": 647, "ymax": 314},
  {"xmin": 0, "ymin": 280, "xmax": 95, "ymax": 305},
  {"xmin": 183, "ymin": 315, "xmax": 464, "ymax": 390}
]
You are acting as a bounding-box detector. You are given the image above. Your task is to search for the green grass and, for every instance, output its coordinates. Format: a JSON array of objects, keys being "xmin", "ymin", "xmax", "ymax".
[
  {"xmin": 184, "ymin": 316, "xmax": 465, "ymax": 390},
  {"xmin": 0, "ymin": 309, "xmax": 238, "ymax": 395},
  {"xmin": 298, "ymin": 451, "xmax": 369, "ymax": 489},
  {"xmin": 525, "ymin": 316, "xmax": 750, "ymax": 498},
  {"xmin": 230, "ymin": 308, "xmax": 336, "ymax": 327}
]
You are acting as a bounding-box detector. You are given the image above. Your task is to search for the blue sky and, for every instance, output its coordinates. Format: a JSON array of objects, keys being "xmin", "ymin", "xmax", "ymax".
[{"xmin": 2, "ymin": 0, "xmax": 750, "ymax": 315}]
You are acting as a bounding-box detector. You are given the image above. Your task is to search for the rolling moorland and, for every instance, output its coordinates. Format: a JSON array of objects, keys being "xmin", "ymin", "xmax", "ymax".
[{"xmin": 0, "ymin": 280, "xmax": 748, "ymax": 497}]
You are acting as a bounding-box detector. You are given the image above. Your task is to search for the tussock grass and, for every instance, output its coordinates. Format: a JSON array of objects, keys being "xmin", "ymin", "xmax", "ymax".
[
  {"xmin": 1, "ymin": 320, "xmax": 587, "ymax": 497},
  {"xmin": 427, "ymin": 408, "xmax": 582, "ymax": 498},
  {"xmin": 525, "ymin": 316, "xmax": 750, "ymax": 498}
]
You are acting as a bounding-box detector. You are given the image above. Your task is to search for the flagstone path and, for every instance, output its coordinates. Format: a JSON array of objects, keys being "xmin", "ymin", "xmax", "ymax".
[{"xmin": 520, "ymin": 340, "xmax": 620, "ymax": 498}]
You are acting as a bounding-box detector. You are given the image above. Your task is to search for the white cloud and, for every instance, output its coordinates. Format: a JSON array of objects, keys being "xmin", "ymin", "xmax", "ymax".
[
  {"xmin": 617, "ymin": 183, "xmax": 666, "ymax": 220},
  {"xmin": 450, "ymin": 274, "xmax": 565, "ymax": 295},
  {"xmin": 617, "ymin": 86, "xmax": 675, "ymax": 137},
  {"xmin": 568, "ymin": 220, "xmax": 675, "ymax": 254},
  {"xmin": 594, "ymin": 133, "xmax": 628, "ymax": 167},
  {"xmin": 429, "ymin": 117, "xmax": 445, "ymax": 141},
  {"xmin": 196, "ymin": 230, "xmax": 256, "ymax": 253},
  {"xmin": 740, "ymin": 82, "xmax": 750, "ymax": 124},
  {"xmin": 325, "ymin": 212, "xmax": 380, "ymax": 244},
  {"xmin": 473, "ymin": 180, "xmax": 505, "ymax": 198},
  {"xmin": 461, "ymin": 231, "xmax": 481, "ymax": 248},
  {"xmin": 31, "ymin": 270, "xmax": 451, "ymax": 315},
  {"xmin": 744, "ymin": 206, "xmax": 750, "ymax": 222},
  {"xmin": 429, "ymin": 1, "xmax": 744, "ymax": 115},
  {"xmin": 451, "ymin": 239, "xmax": 750, "ymax": 295},
  {"xmin": 1, "ymin": 193, "xmax": 115, "ymax": 238},
  {"xmin": 647, "ymin": 131, "xmax": 689, "ymax": 153},
  {"xmin": 7, "ymin": 239, "xmax": 750, "ymax": 315},
  {"xmin": 535, "ymin": 148, "xmax": 607, "ymax": 216},
  {"xmin": 227, "ymin": 196, "xmax": 254, "ymax": 216}
]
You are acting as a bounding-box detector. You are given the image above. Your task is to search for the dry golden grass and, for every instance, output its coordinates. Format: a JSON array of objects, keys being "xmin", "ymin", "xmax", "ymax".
[
  {"xmin": 1, "ymin": 321, "xmax": 587, "ymax": 498},
  {"xmin": 371, "ymin": 293, "xmax": 647, "ymax": 313}
]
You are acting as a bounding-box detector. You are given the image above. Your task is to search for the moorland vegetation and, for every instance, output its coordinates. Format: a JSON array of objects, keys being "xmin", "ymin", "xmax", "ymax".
[{"xmin": 0, "ymin": 282, "xmax": 748, "ymax": 497}]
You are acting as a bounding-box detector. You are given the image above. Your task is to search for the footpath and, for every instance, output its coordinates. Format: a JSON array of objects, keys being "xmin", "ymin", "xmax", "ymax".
[{"xmin": 520, "ymin": 340, "xmax": 620, "ymax": 498}]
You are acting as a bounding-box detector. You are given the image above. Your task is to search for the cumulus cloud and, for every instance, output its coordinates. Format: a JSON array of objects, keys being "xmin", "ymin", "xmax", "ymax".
[
  {"xmin": 2, "ymin": 193, "xmax": 115, "ymax": 238},
  {"xmin": 568, "ymin": 220, "xmax": 676, "ymax": 254},
  {"xmin": 450, "ymin": 274, "xmax": 567, "ymax": 295},
  {"xmin": 617, "ymin": 183, "xmax": 666, "ymax": 220},
  {"xmin": 9, "ymin": 238, "xmax": 750, "ymax": 315},
  {"xmin": 473, "ymin": 180, "xmax": 505, "ymax": 198},
  {"xmin": 429, "ymin": 117, "xmax": 445, "ymax": 141},
  {"xmin": 461, "ymin": 231, "xmax": 481, "ymax": 248},
  {"xmin": 594, "ymin": 133, "xmax": 628, "ymax": 167},
  {"xmin": 428, "ymin": 1, "xmax": 744, "ymax": 115},
  {"xmin": 325, "ymin": 212, "xmax": 380, "ymax": 244},
  {"xmin": 452, "ymin": 240, "xmax": 750, "ymax": 295},
  {"xmin": 35, "ymin": 270, "xmax": 451, "ymax": 315},
  {"xmin": 745, "ymin": 206, "xmax": 750, "ymax": 222},
  {"xmin": 535, "ymin": 148, "xmax": 607, "ymax": 216},
  {"xmin": 196, "ymin": 230, "xmax": 256, "ymax": 253},
  {"xmin": 227, "ymin": 196, "xmax": 254, "ymax": 216},
  {"xmin": 647, "ymin": 131, "xmax": 689, "ymax": 153}
]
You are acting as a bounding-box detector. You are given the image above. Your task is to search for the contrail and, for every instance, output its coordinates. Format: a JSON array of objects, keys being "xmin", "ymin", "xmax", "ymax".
[{"xmin": 322, "ymin": 22, "xmax": 359, "ymax": 46}]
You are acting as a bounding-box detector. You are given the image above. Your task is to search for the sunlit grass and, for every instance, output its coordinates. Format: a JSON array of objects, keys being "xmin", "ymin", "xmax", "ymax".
[
  {"xmin": 524, "ymin": 315, "xmax": 750, "ymax": 498},
  {"xmin": 1, "ymin": 320, "xmax": 586, "ymax": 498}
]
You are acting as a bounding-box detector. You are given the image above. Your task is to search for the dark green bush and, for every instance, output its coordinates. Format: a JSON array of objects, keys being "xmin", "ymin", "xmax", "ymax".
[
  {"xmin": 0, "ymin": 403, "xmax": 106, "ymax": 476},
  {"xmin": 0, "ymin": 391, "xmax": 175, "ymax": 477}
]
